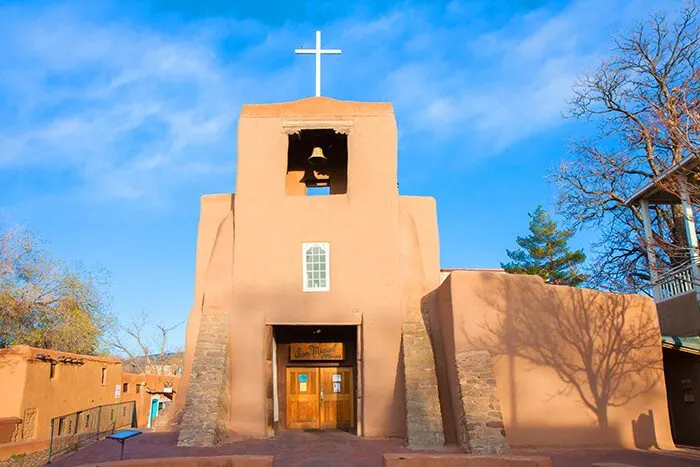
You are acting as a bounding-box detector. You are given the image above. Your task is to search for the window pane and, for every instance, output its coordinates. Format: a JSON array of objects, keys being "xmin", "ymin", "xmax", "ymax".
[{"xmin": 303, "ymin": 243, "xmax": 329, "ymax": 290}]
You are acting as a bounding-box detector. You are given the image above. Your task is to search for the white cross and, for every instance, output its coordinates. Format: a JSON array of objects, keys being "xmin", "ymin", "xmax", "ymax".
[{"xmin": 295, "ymin": 31, "xmax": 342, "ymax": 97}]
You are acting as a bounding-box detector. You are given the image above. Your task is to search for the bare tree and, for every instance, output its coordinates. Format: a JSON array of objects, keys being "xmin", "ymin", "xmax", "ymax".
[
  {"xmin": 550, "ymin": 2, "xmax": 699, "ymax": 292},
  {"xmin": 110, "ymin": 310, "xmax": 183, "ymax": 375}
]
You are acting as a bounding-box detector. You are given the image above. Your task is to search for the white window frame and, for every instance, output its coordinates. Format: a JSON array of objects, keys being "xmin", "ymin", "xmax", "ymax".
[{"xmin": 302, "ymin": 242, "xmax": 330, "ymax": 292}]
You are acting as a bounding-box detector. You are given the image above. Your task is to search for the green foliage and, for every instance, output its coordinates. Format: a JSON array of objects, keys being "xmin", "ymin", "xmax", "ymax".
[
  {"xmin": 501, "ymin": 206, "xmax": 587, "ymax": 287},
  {"xmin": 0, "ymin": 225, "xmax": 112, "ymax": 354}
]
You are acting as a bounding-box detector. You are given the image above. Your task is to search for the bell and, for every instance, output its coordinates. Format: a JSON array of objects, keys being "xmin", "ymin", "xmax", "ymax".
[{"xmin": 307, "ymin": 146, "xmax": 328, "ymax": 167}]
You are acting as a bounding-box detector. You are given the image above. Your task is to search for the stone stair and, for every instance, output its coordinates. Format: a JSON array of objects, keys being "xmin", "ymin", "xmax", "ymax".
[
  {"xmin": 176, "ymin": 299, "xmax": 231, "ymax": 447},
  {"xmin": 402, "ymin": 320, "xmax": 445, "ymax": 449}
]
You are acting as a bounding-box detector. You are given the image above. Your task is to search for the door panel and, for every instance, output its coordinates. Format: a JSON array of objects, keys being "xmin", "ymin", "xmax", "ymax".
[
  {"xmin": 319, "ymin": 367, "xmax": 354, "ymax": 429},
  {"xmin": 286, "ymin": 368, "xmax": 319, "ymax": 429}
]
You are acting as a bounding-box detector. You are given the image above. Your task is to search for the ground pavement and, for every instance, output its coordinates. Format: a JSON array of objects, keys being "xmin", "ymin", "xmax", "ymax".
[{"xmin": 47, "ymin": 430, "xmax": 700, "ymax": 467}]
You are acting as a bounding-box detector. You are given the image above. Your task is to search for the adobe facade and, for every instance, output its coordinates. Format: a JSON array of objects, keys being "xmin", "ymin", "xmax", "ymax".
[
  {"xmin": 0, "ymin": 346, "xmax": 122, "ymax": 443},
  {"xmin": 177, "ymin": 96, "xmax": 677, "ymax": 452},
  {"xmin": 0, "ymin": 345, "xmax": 180, "ymax": 459}
]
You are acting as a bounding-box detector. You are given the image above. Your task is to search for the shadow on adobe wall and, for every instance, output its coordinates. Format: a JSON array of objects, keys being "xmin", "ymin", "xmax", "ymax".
[
  {"xmin": 632, "ymin": 409, "xmax": 659, "ymax": 449},
  {"xmin": 466, "ymin": 273, "xmax": 663, "ymax": 448}
]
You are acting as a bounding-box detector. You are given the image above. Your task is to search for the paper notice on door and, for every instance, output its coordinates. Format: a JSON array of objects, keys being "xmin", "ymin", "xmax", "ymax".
[
  {"xmin": 332, "ymin": 374, "xmax": 341, "ymax": 382},
  {"xmin": 333, "ymin": 382, "xmax": 341, "ymax": 393},
  {"xmin": 300, "ymin": 382, "xmax": 308, "ymax": 392}
]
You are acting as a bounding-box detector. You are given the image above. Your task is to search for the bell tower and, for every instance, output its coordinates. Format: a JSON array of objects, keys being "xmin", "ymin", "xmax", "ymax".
[{"xmin": 178, "ymin": 32, "xmax": 441, "ymax": 447}]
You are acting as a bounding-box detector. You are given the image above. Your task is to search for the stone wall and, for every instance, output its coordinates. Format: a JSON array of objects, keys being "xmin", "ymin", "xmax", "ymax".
[
  {"xmin": 403, "ymin": 320, "xmax": 445, "ymax": 449},
  {"xmin": 455, "ymin": 351, "xmax": 510, "ymax": 454},
  {"xmin": 177, "ymin": 299, "xmax": 231, "ymax": 446}
]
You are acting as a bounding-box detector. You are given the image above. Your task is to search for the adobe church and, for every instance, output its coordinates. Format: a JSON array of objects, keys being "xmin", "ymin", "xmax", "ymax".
[{"xmin": 175, "ymin": 33, "xmax": 676, "ymax": 453}]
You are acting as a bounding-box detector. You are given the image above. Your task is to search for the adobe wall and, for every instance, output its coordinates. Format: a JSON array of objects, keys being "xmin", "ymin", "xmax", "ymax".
[
  {"xmin": 76, "ymin": 455, "xmax": 275, "ymax": 467},
  {"xmin": 0, "ymin": 349, "xmax": 28, "ymax": 422},
  {"xmin": 226, "ymin": 97, "xmax": 405, "ymax": 438},
  {"xmin": 0, "ymin": 437, "xmax": 50, "ymax": 460},
  {"xmin": 383, "ymin": 454, "xmax": 551, "ymax": 467},
  {"xmin": 656, "ymin": 291, "xmax": 700, "ymax": 337},
  {"xmin": 179, "ymin": 194, "xmax": 236, "ymax": 409},
  {"xmin": 0, "ymin": 346, "xmax": 122, "ymax": 441},
  {"xmin": 432, "ymin": 271, "xmax": 675, "ymax": 449},
  {"xmin": 398, "ymin": 197, "xmax": 441, "ymax": 305},
  {"xmin": 398, "ymin": 196, "xmax": 445, "ymax": 447}
]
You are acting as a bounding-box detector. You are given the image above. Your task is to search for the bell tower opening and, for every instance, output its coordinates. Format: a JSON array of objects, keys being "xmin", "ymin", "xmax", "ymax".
[{"xmin": 286, "ymin": 129, "xmax": 348, "ymax": 196}]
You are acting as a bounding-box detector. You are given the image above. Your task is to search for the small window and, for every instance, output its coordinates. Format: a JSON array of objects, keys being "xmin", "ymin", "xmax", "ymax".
[
  {"xmin": 122, "ymin": 383, "xmax": 128, "ymax": 393},
  {"xmin": 136, "ymin": 384, "xmax": 141, "ymax": 394},
  {"xmin": 302, "ymin": 242, "xmax": 330, "ymax": 292},
  {"xmin": 50, "ymin": 362, "xmax": 57, "ymax": 380},
  {"xmin": 101, "ymin": 368, "xmax": 106, "ymax": 385}
]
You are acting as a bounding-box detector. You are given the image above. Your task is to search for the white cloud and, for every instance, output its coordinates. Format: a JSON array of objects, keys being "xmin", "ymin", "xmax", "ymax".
[
  {"xmin": 370, "ymin": 0, "xmax": 663, "ymax": 154},
  {"xmin": 0, "ymin": 4, "xmax": 242, "ymax": 203},
  {"xmin": 0, "ymin": 0, "xmax": 672, "ymax": 203}
]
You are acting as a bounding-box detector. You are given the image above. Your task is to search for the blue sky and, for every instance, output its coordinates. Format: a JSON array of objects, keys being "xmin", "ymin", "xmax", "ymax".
[{"xmin": 0, "ymin": 0, "xmax": 678, "ymax": 349}]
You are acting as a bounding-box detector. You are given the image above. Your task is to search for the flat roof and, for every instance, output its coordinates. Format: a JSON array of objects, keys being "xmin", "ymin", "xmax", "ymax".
[
  {"xmin": 662, "ymin": 335, "xmax": 700, "ymax": 355},
  {"xmin": 240, "ymin": 96, "xmax": 393, "ymax": 118},
  {"xmin": 441, "ymin": 268, "xmax": 506, "ymax": 273},
  {"xmin": 625, "ymin": 155, "xmax": 700, "ymax": 206},
  {"xmin": 0, "ymin": 345, "xmax": 121, "ymax": 364}
]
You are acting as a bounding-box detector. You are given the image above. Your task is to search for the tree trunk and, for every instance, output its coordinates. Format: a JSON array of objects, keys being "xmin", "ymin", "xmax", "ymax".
[{"xmin": 595, "ymin": 404, "xmax": 609, "ymax": 429}]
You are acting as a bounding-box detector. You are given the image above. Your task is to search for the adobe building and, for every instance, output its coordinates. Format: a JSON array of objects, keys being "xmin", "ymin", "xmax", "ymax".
[
  {"xmin": 0, "ymin": 346, "xmax": 122, "ymax": 445},
  {"xmin": 0, "ymin": 345, "xmax": 179, "ymax": 459},
  {"xmin": 177, "ymin": 96, "xmax": 677, "ymax": 453},
  {"xmin": 120, "ymin": 373, "xmax": 180, "ymax": 430},
  {"xmin": 624, "ymin": 156, "xmax": 700, "ymax": 447}
]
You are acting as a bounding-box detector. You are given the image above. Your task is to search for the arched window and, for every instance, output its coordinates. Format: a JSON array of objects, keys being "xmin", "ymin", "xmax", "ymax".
[{"xmin": 302, "ymin": 242, "xmax": 330, "ymax": 292}]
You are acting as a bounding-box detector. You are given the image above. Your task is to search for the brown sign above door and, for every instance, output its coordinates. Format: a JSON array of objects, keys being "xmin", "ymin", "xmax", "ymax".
[{"xmin": 290, "ymin": 343, "xmax": 344, "ymax": 361}]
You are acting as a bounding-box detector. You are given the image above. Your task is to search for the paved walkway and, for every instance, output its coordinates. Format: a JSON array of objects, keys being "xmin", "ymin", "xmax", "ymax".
[{"xmin": 47, "ymin": 430, "xmax": 700, "ymax": 467}]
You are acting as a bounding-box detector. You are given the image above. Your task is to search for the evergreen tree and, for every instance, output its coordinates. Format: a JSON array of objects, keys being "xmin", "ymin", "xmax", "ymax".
[{"xmin": 501, "ymin": 206, "xmax": 587, "ymax": 287}]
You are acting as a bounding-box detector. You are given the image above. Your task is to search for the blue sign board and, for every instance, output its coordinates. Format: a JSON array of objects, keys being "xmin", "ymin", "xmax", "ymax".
[{"xmin": 298, "ymin": 373, "xmax": 308, "ymax": 383}]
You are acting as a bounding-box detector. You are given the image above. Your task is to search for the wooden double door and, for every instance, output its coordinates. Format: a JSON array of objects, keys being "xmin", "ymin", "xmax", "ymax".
[{"xmin": 286, "ymin": 366, "xmax": 354, "ymax": 430}]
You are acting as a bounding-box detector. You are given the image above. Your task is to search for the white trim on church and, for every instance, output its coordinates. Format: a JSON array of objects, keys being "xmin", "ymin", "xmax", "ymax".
[{"xmin": 302, "ymin": 242, "xmax": 330, "ymax": 292}]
